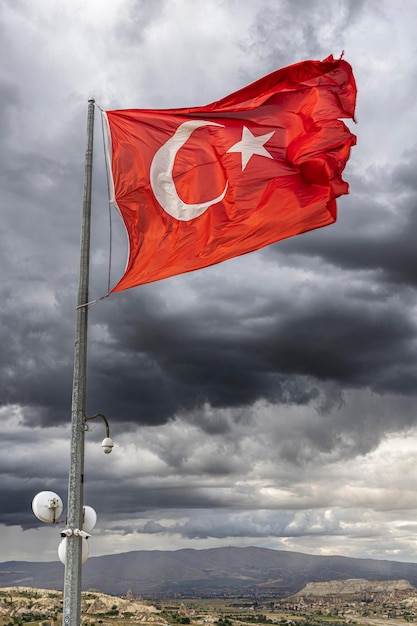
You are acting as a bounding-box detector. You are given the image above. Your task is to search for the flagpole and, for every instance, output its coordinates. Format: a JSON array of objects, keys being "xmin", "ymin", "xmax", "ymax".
[{"xmin": 63, "ymin": 97, "xmax": 95, "ymax": 626}]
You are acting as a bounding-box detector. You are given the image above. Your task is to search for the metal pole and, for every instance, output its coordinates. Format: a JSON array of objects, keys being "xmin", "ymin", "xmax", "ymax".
[{"xmin": 63, "ymin": 98, "xmax": 95, "ymax": 626}]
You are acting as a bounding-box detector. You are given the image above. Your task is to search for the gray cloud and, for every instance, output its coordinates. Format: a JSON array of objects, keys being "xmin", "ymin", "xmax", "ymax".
[{"xmin": 2, "ymin": 0, "xmax": 417, "ymax": 564}]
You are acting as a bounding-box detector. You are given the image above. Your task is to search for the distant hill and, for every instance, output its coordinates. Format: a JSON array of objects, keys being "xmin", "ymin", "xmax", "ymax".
[{"xmin": 3, "ymin": 546, "xmax": 417, "ymax": 597}]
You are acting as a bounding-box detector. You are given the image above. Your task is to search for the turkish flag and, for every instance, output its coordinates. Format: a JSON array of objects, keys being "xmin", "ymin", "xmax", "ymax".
[{"xmin": 104, "ymin": 55, "xmax": 356, "ymax": 292}]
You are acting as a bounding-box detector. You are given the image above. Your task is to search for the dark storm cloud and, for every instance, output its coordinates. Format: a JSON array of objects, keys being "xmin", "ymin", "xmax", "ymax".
[
  {"xmin": 0, "ymin": 291, "xmax": 74, "ymax": 422},
  {"xmin": 0, "ymin": 412, "xmax": 70, "ymax": 528},
  {"xmin": 0, "ymin": 484, "xmax": 46, "ymax": 527},
  {"xmin": 0, "ymin": 80, "xmax": 20, "ymax": 142},
  {"xmin": 248, "ymin": 0, "xmax": 371, "ymax": 71},
  {"xmin": 3, "ymin": 0, "xmax": 417, "ymax": 561},
  {"xmin": 1, "ymin": 478, "xmax": 67, "ymax": 529},
  {"xmin": 85, "ymin": 291, "xmax": 328, "ymax": 426},
  {"xmin": 81, "ymin": 243, "xmax": 417, "ymax": 431},
  {"xmin": 0, "ymin": 108, "xmax": 109, "ymax": 427},
  {"xmin": 1, "ymin": 0, "xmax": 388, "ymax": 436},
  {"xmin": 274, "ymin": 156, "xmax": 417, "ymax": 289}
]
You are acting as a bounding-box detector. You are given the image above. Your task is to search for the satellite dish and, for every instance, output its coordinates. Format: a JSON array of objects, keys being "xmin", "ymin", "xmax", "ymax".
[
  {"xmin": 58, "ymin": 537, "xmax": 89, "ymax": 565},
  {"xmin": 32, "ymin": 491, "xmax": 64, "ymax": 524},
  {"xmin": 82, "ymin": 505, "xmax": 97, "ymax": 532}
]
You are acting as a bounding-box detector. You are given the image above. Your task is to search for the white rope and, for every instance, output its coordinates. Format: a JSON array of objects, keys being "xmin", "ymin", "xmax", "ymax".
[
  {"xmin": 98, "ymin": 103, "xmax": 114, "ymax": 295},
  {"xmin": 76, "ymin": 293, "xmax": 110, "ymax": 310},
  {"xmin": 73, "ymin": 102, "xmax": 115, "ymax": 311},
  {"xmin": 74, "ymin": 101, "xmax": 115, "ymax": 312}
]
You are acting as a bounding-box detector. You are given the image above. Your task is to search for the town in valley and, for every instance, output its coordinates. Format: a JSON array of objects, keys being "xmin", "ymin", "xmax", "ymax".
[{"xmin": 2, "ymin": 579, "xmax": 417, "ymax": 626}]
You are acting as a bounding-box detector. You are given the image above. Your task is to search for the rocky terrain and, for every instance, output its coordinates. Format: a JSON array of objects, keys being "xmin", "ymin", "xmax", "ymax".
[
  {"xmin": 294, "ymin": 578, "xmax": 415, "ymax": 597},
  {"xmin": 5, "ymin": 579, "xmax": 417, "ymax": 626},
  {"xmin": 0, "ymin": 587, "xmax": 162, "ymax": 624}
]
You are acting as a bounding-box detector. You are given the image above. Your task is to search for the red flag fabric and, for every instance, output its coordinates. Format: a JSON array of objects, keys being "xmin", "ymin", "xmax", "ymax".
[{"xmin": 104, "ymin": 55, "xmax": 356, "ymax": 293}]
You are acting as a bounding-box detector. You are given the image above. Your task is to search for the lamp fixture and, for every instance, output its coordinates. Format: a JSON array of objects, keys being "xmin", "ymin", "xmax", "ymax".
[{"xmin": 84, "ymin": 413, "xmax": 114, "ymax": 454}]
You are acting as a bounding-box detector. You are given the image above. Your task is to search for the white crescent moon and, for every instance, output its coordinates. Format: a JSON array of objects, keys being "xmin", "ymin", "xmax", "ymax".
[{"xmin": 150, "ymin": 120, "xmax": 228, "ymax": 221}]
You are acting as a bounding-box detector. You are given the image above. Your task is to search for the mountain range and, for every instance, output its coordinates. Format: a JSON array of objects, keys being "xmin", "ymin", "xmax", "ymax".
[{"xmin": 2, "ymin": 546, "xmax": 417, "ymax": 597}]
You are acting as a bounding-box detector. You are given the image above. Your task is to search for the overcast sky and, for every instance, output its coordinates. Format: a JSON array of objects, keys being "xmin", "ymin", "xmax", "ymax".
[{"xmin": 2, "ymin": 0, "xmax": 417, "ymax": 568}]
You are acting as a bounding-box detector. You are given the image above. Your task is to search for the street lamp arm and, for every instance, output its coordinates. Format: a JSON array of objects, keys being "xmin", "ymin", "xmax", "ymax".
[
  {"xmin": 84, "ymin": 413, "xmax": 110, "ymax": 438},
  {"xmin": 84, "ymin": 413, "xmax": 114, "ymax": 454}
]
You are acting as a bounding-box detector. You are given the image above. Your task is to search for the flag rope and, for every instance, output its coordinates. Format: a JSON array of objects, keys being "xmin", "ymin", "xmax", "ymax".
[
  {"xmin": 75, "ymin": 293, "xmax": 109, "ymax": 310},
  {"xmin": 75, "ymin": 102, "xmax": 116, "ymax": 308},
  {"xmin": 98, "ymin": 103, "xmax": 114, "ymax": 295}
]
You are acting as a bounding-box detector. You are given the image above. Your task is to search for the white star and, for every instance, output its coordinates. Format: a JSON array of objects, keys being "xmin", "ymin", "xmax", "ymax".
[{"xmin": 227, "ymin": 126, "xmax": 275, "ymax": 171}]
